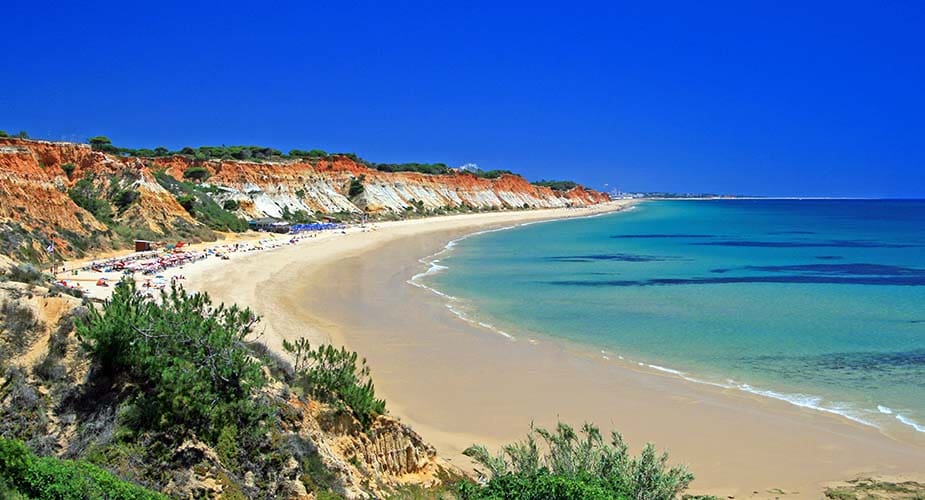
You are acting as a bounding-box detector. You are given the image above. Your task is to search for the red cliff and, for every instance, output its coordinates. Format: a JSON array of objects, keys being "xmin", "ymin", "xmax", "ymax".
[{"xmin": 0, "ymin": 138, "xmax": 609, "ymax": 259}]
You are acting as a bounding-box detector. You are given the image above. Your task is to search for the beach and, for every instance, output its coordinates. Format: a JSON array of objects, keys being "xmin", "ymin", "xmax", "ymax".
[{"xmin": 95, "ymin": 201, "xmax": 925, "ymax": 498}]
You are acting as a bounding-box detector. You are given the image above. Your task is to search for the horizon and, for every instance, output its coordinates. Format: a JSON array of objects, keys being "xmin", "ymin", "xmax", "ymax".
[{"xmin": 2, "ymin": 1, "xmax": 923, "ymax": 197}]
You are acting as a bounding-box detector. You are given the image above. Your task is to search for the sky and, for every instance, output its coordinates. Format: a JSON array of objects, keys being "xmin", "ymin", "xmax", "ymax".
[{"xmin": 2, "ymin": 1, "xmax": 923, "ymax": 197}]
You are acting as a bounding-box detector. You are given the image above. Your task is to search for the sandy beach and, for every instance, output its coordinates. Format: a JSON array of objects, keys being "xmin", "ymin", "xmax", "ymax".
[{"xmin": 91, "ymin": 202, "xmax": 925, "ymax": 498}]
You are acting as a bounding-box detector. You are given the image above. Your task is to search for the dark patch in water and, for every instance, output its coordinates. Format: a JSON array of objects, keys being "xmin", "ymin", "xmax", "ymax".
[
  {"xmin": 815, "ymin": 255, "xmax": 843, "ymax": 260},
  {"xmin": 546, "ymin": 254, "xmax": 678, "ymax": 263},
  {"xmin": 767, "ymin": 230, "xmax": 817, "ymax": 235},
  {"xmin": 711, "ymin": 263, "xmax": 925, "ymax": 277},
  {"xmin": 695, "ymin": 239, "xmax": 918, "ymax": 248},
  {"xmin": 546, "ymin": 274, "xmax": 925, "ymax": 286},
  {"xmin": 610, "ymin": 234, "xmax": 715, "ymax": 239},
  {"xmin": 739, "ymin": 349, "xmax": 925, "ymax": 388}
]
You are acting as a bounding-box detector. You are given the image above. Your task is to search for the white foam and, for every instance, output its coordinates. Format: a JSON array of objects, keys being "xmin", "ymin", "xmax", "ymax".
[
  {"xmin": 878, "ymin": 405, "xmax": 894, "ymax": 414},
  {"xmin": 896, "ymin": 414, "xmax": 925, "ymax": 433},
  {"xmin": 647, "ymin": 364, "xmax": 686, "ymax": 376},
  {"xmin": 732, "ymin": 384, "xmax": 876, "ymax": 428},
  {"xmin": 405, "ymin": 215, "xmax": 607, "ymax": 340}
]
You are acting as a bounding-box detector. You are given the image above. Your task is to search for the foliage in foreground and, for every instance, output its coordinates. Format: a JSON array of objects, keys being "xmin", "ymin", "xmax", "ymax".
[
  {"xmin": 283, "ymin": 337, "xmax": 386, "ymax": 428},
  {"xmin": 75, "ymin": 281, "xmax": 270, "ymax": 446},
  {"xmin": 458, "ymin": 422, "xmax": 694, "ymax": 500},
  {"xmin": 0, "ymin": 437, "xmax": 163, "ymax": 500}
]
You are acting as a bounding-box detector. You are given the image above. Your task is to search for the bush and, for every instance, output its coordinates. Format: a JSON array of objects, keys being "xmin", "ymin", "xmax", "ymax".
[
  {"xmin": 474, "ymin": 169, "xmax": 514, "ymax": 179},
  {"xmin": 5, "ymin": 263, "xmax": 45, "ymax": 284},
  {"xmin": 76, "ymin": 282, "xmax": 270, "ymax": 445},
  {"xmin": 153, "ymin": 171, "xmax": 247, "ymax": 232},
  {"xmin": 176, "ymin": 194, "xmax": 195, "ymax": 212},
  {"xmin": 371, "ymin": 162, "xmax": 450, "ymax": 175},
  {"xmin": 283, "ymin": 337, "xmax": 386, "ymax": 428},
  {"xmin": 289, "ymin": 149, "xmax": 329, "ymax": 158},
  {"xmin": 460, "ymin": 422, "xmax": 693, "ymax": 500},
  {"xmin": 183, "ymin": 166, "xmax": 210, "ymax": 182},
  {"xmin": 348, "ymin": 175, "xmax": 365, "ymax": 198},
  {"xmin": 60, "ymin": 162, "xmax": 76, "ymax": 178},
  {"xmin": 88, "ymin": 136, "xmax": 118, "ymax": 153},
  {"xmin": 222, "ymin": 199, "xmax": 240, "ymax": 211},
  {"xmin": 0, "ymin": 437, "xmax": 164, "ymax": 499},
  {"xmin": 533, "ymin": 180, "xmax": 579, "ymax": 192},
  {"xmin": 68, "ymin": 177, "xmax": 114, "ymax": 224},
  {"xmin": 1, "ymin": 300, "xmax": 43, "ymax": 359},
  {"xmin": 458, "ymin": 470, "xmax": 614, "ymax": 499}
]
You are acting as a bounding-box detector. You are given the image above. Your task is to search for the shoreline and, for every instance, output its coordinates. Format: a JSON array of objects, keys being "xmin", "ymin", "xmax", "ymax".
[
  {"xmin": 74, "ymin": 201, "xmax": 925, "ymax": 497},
  {"xmin": 407, "ymin": 224, "xmax": 925, "ymax": 441}
]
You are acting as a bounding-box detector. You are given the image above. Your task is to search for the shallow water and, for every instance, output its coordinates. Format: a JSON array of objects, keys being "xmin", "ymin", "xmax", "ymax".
[{"xmin": 419, "ymin": 200, "xmax": 925, "ymax": 437}]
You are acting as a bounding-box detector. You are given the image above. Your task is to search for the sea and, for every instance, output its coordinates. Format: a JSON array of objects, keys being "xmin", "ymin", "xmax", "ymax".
[{"xmin": 412, "ymin": 200, "xmax": 925, "ymax": 438}]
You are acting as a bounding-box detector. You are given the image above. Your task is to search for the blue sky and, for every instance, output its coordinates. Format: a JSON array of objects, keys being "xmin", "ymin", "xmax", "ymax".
[{"xmin": 2, "ymin": 1, "xmax": 923, "ymax": 197}]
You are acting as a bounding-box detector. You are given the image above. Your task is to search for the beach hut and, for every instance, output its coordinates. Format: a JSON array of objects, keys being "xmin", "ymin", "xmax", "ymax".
[{"xmin": 134, "ymin": 240, "xmax": 154, "ymax": 252}]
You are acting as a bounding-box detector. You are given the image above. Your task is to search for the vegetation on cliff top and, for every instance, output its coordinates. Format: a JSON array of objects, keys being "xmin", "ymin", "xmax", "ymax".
[
  {"xmin": 532, "ymin": 180, "xmax": 579, "ymax": 192},
  {"xmin": 83, "ymin": 135, "xmax": 530, "ymax": 178}
]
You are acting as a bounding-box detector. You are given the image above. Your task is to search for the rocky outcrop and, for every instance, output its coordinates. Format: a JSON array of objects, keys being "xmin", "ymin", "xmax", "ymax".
[{"xmin": 0, "ymin": 138, "xmax": 608, "ymax": 258}]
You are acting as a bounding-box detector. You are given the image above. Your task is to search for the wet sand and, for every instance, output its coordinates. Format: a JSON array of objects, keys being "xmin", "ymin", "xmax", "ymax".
[{"xmin": 183, "ymin": 203, "xmax": 925, "ymax": 498}]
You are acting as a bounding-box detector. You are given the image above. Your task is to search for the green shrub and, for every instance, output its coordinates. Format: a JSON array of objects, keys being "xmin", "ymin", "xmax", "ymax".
[
  {"xmin": 1, "ymin": 300, "xmax": 43, "ymax": 359},
  {"xmin": 289, "ymin": 149, "xmax": 329, "ymax": 158},
  {"xmin": 183, "ymin": 166, "xmax": 210, "ymax": 182},
  {"xmin": 460, "ymin": 422, "xmax": 693, "ymax": 500},
  {"xmin": 0, "ymin": 437, "xmax": 163, "ymax": 499},
  {"xmin": 222, "ymin": 199, "xmax": 240, "ymax": 211},
  {"xmin": 5, "ymin": 263, "xmax": 45, "ymax": 284},
  {"xmin": 458, "ymin": 470, "xmax": 615, "ymax": 499},
  {"xmin": 348, "ymin": 175, "xmax": 365, "ymax": 198},
  {"xmin": 68, "ymin": 176, "xmax": 114, "ymax": 224},
  {"xmin": 60, "ymin": 162, "xmax": 76, "ymax": 178},
  {"xmin": 283, "ymin": 337, "xmax": 386, "ymax": 428},
  {"xmin": 88, "ymin": 136, "xmax": 118, "ymax": 153},
  {"xmin": 474, "ymin": 169, "xmax": 514, "ymax": 179},
  {"xmin": 371, "ymin": 162, "xmax": 450, "ymax": 175},
  {"xmin": 216, "ymin": 424, "xmax": 239, "ymax": 469},
  {"xmin": 113, "ymin": 189, "xmax": 138, "ymax": 211},
  {"xmin": 76, "ymin": 281, "xmax": 270, "ymax": 445},
  {"xmin": 153, "ymin": 171, "xmax": 247, "ymax": 232},
  {"xmin": 533, "ymin": 180, "xmax": 579, "ymax": 192},
  {"xmin": 176, "ymin": 194, "xmax": 195, "ymax": 212}
]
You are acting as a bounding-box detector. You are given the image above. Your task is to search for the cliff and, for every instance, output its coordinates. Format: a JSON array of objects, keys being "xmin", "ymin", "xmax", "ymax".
[{"xmin": 0, "ymin": 138, "xmax": 609, "ymax": 259}]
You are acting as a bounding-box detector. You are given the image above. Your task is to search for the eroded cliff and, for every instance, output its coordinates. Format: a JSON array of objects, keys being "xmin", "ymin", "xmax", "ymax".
[{"xmin": 0, "ymin": 138, "xmax": 608, "ymax": 259}]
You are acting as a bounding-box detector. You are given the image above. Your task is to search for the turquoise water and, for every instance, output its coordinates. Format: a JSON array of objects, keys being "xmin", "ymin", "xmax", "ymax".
[{"xmin": 417, "ymin": 200, "xmax": 925, "ymax": 436}]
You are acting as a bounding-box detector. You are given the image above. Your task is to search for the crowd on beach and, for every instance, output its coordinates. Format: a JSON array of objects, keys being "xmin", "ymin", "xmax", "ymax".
[{"xmin": 56, "ymin": 224, "xmax": 350, "ymax": 298}]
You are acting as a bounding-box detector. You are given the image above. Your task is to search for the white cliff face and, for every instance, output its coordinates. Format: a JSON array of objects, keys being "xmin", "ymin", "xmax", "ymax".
[
  {"xmin": 203, "ymin": 173, "xmax": 598, "ymax": 219},
  {"xmin": 144, "ymin": 155, "xmax": 607, "ymax": 220}
]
